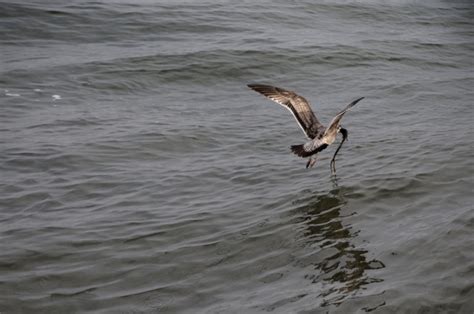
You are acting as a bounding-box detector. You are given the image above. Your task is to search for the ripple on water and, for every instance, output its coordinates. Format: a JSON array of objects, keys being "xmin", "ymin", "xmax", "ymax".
[{"xmin": 1, "ymin": 0, "xmax": 473, "ymax": 313}]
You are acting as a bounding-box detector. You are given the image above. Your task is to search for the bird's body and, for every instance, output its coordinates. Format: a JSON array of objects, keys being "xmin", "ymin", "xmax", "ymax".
[{"xmin": 247, "ymin": 84, "xmax": 364, "ymax": 172}]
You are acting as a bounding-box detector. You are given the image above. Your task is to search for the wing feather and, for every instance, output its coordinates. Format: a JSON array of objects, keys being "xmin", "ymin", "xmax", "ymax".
[
  {"xmin": 248, "ymin": 84, "xmax": 323, "ymax": 139},
  {"xmin": 325, "ymin": 97, "xmax": 364, "ymax": 136}
]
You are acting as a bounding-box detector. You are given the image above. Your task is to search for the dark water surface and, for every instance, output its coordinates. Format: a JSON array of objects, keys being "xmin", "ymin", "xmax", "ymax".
[{"xmin": 1, "ymin": 0, "xmax": 473, "ymax": 313}]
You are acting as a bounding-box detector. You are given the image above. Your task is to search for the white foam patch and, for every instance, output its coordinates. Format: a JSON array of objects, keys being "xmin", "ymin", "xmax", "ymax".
[
  {"xmin": 6, "ymin": 92, "xmax": 20, "ymax": 97},
  {"xmin": 52, "ymin": 95, "xmax": 62, "ymax": 101}
]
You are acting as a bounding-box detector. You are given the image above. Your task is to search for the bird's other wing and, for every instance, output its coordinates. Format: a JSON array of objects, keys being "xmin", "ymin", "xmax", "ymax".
[
  {"xmin": 325, "ymin": 97, "xmax": 364, "ymax": 135},
  {"xmin": 248, "ymin": 84, "xmax": 324, "ymax": 139}
]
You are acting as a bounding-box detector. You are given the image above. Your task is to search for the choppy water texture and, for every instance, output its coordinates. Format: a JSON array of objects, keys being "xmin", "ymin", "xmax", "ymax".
[{"xmin": 1, "ymin": 0, "xmax": 474, "ymax": 313}]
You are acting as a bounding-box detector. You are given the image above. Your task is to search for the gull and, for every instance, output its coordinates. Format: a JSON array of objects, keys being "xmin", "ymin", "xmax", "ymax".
[{"xmin": 247, "ymin": 84, "xmax": 364, "ymax": 172}]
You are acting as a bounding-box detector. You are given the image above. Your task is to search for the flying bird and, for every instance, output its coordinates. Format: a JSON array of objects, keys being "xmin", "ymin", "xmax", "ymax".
[{"xmin": 247, "ymin": 84, "xmax": 364, "ymax": 172}]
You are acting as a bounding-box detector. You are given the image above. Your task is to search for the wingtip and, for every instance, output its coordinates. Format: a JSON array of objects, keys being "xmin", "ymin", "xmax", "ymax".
[
  {"xmin": 350, "ymin": 96, "xmax": 365, "ymax": 106},
  {"xmin": 247, "ymin": 84, "xmax": 272, "ymax": 94},
  {"xmin": 247, "ymin": 84, "xmax": 262, "ymax": 90}
]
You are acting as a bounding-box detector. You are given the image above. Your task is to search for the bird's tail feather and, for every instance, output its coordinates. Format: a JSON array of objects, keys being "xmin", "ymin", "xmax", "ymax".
[{"xmin": 291, "ymin": 144, "xmax": 313, "ymax": 158}]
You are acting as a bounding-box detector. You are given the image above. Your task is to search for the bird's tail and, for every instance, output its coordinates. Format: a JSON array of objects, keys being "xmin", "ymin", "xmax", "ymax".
[{"xmin": 291, "ymin": 144, "xmax": 312, "ymax": 158}]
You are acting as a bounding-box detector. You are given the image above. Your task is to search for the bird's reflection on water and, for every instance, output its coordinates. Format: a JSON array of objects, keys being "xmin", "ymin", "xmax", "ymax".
[{"xmin": 294, "ymin": 176, "xmax": 385, "ymax": 307}]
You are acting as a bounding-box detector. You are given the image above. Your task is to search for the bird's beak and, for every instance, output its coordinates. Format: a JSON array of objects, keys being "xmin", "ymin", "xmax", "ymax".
[{"xmin": 340, "ymin": 128, "xmax": 348, "ymax": 141}]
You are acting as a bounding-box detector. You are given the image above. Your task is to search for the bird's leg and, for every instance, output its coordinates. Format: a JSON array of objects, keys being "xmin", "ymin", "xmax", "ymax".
[
  {"xmin": 306, "ymin": 155, "xmax": 317, "ymax": 168},
  {"xmin": 330, "ymin": 128, "xmax": 348, "ymax": 174},
  {"xmin": 330, "ymin": 140, "xmax": 344, "ymax": 173}
]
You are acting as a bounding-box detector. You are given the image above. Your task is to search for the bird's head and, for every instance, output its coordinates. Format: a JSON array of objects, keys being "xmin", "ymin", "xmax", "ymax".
[{"xmin": 339, "ymin": 127, "xmax": 348, "ymax": 141}]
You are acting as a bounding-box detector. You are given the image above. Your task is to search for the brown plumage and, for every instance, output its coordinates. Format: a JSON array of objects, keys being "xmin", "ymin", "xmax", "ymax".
[{"xmin": 247, "ymin": 84, "xmax": 364, "ymax": 172}]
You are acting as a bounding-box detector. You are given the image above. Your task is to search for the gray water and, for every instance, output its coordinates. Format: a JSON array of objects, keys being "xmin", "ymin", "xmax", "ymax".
[{"xmin": 1, "ymin": 1, "xmax": 473, "ymax": 313}]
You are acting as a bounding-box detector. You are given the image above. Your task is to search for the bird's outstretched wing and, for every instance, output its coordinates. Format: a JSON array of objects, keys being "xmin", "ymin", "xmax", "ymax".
[
  {"xmin": 248, "ymin": 84, "xmax": 324, "ymax": 139},
  {"xmin": 324, "ymin": 97, "xmax": 364, "ymax": 136}
]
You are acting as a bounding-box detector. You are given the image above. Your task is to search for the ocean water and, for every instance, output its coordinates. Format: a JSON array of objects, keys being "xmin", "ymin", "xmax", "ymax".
[{"xmin": 1, "ymin": 0, "xmax": 473, "ymax": 313}]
